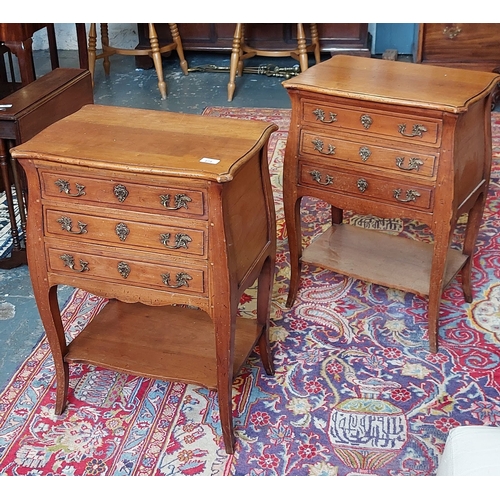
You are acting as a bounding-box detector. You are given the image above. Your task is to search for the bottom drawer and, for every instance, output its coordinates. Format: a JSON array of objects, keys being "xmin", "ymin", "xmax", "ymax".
[
  {"xmin": 299, "ymin": 162, "xmax": 434, "ymax": 211},
  {"xmin": 46, "ymin": 246, "xmax": 206, "ymax": 295}
]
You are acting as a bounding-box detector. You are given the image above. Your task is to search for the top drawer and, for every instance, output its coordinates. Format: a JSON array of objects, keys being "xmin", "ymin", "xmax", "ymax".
[
  {"xmin": 302, "ymin": 100, "xmax": 442, "ymax": 147},
  {"xmin": 40, "ymin": 171, "xmax": 206, "ymax": 218}
]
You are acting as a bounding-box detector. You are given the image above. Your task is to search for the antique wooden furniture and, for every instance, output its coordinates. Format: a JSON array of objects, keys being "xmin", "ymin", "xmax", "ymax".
[
  {"xmin": 136, "ymin": 23, "xmax": 371, "ymax": 57},
  {"xmin": 11, "ymin": 104, "xmax": 277, "ymax": 454},
  {"xmin": 88, "ymin": 23, "xmax": 188, "ymax": 100},
  {"xmin": 415, "ymin": 23, "xmax": 500, "ymax": 106},
  {"xmin": 227, "ymin": 23, "xmax": 321, "ymax": 101},
  {"xmin": 0, "ymin": 24, "xmax": 59, "ymax": 85},
  {"xmin": 282, "ymin": 55, "xmax": 500, "ymax": 353},
  {"xmin": 0, "ymin": 68, "xmax": 93, "ymax": 269}
]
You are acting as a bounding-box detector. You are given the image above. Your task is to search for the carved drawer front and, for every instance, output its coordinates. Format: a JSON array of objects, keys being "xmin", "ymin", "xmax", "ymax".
[
  {"xmin": 302, "ymin": 100, "xmax": 441, "ymax": 146},
  {"xmin": 44, "ymin": 209, "xmax": 207, "ymax": 257},
  {"xmin": 46, "ymin": 246, "xmax": 206, "ymax": 294},
  {"xmin": 299, "ymin": 163, "xmax": 433, "ymax": 210},
  {"xmin": 40, "ymin": 172, "xmax": 205, "ymax": 217},
  {"xmin": 300, "ymin": 131, "xmax": 438, "ymax": 177}
]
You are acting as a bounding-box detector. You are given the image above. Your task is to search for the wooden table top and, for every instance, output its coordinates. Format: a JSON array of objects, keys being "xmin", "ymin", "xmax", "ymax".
[
  {"xmin": 283, "ymin": 55, "xmax": 500, "ymax": 113},
  {"xmin": 11, "ymin": 104, "xmax": 278, "ymax": 183}
]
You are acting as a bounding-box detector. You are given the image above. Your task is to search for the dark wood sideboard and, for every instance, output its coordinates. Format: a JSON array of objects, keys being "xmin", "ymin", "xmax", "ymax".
[
  {"xmin": 415, "ymin": 23, "xmax": 500, "ymax": 106},
  {"xmin": 135, "ymin": 23, "xmax": 371, "ymax": 68}
]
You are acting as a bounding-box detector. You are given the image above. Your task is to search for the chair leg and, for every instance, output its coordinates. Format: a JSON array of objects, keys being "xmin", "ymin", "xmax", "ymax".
[
  {"xmin": 88, "ymin": 23, "xmax": 97, "ymax": 86},
  {"xmin": 148, "ymin": 23, "xmax": 167, "ymax": 100},
  {"xmin": 101, "ymin": 23, "xmax": 111, "ymax": 75},
  {"xmin": 168, "ymin": 23, "xmax": 188, "ymax": 76},
  {"xmin": 310, "ymin": 23, "xmax": 321, "ymax": 64},
  {"xmin": 228, "ymin": 23, "xmax": 243, "ymax": 102},
  {"xmin": 296, "ymin": 23, "xmax": 309, "ymax": 72}
]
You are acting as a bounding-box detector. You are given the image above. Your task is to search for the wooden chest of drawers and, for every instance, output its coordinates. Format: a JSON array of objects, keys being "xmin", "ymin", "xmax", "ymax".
[
  {"xmin": 282, "ymin": 55, "xmax": 500, "ymax": 353},
  {"xmin": 11, "ymin": 104, "xmax": 278, "ymax": 454}
]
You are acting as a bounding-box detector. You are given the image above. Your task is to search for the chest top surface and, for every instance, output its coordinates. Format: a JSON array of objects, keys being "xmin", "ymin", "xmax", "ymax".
[
  {"xmin": 282, "ymin": 55, "xmax": 500, "ymax": 113},
  {"xmin": 10, "ymin": 104, "xmax": 278, "ymax": 182}
]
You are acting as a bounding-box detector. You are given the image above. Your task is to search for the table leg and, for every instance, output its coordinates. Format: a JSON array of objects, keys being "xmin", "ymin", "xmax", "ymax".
[
  {"xmin": 257, "ymin": 253, "xmax": 275, "ymax": 375},
  {"xmin": 148, "ymin": 23, "xmax": 167, "ymax": 100},
  {"xmin": 284, "ymin": 194, "xmax": 303, "ymax": 308},
  {"xmin": 228, "ymin": 23, "xmax": 242, "ymax": 102},
  {"xmin": 75, "ymin": 23, "xmax": 89, "ymax": 70}
]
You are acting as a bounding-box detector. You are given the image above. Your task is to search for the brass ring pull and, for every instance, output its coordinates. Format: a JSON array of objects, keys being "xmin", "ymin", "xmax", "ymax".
[
  {"xmin": 60, "ymin": 253, "xmax": 89, "ymax": 272},
  {"xmin": 398, "ymin": 124, "xmax": 428, "ymax": 138},
  {"xmin": 57, "ymin": 215, "xmax": 88, "ymax": 235},
  {"xmin": 310, "ymin": 170, "xmax": 333, "ymax": 186},
  {"xmin": 312, "ymin": 138, "xmax": 335, "ymax": 155},
  {"xmin": 313, "ymin": 108, "xmax": 337, "ymax": 123},
  {"xmin": 161, "ymin": 271, "xmax": 192, "ymax": 288},
  {"xmin": 360, "ymin": 114, "xmax": 373, "ymax": 129},
  {"xmin": 395, "ymin": 157, "xmax": 424, "ymax": 171},
  {"xmin": 117, "ymin": 261, "xmax": 131, "ymax": 279},
  {"xmin": 393, "ymin": 188, "xmax": 421, "ymax": 203},
  {"xmin": 160, "ymin": 193, "xmax": 192, "ymax": 210},
  {"xmin": 55, "ymin": 179, "xmax": 86, "ymax": 197},
  {"xmin": 160, "ymin": 232, "xmax": 192, "ymax": 250},
  {"xmin": 113, "ymin": 184, "xmax": 129, "ymax": 203}
]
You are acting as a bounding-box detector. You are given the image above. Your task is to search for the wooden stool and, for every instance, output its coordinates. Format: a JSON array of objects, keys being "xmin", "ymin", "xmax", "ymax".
[
  {"xmin": 88, "ymin": 23, "xmax": 188, "ymax": 100},
  {"xmin": 227, "ymin": 23, "xmax": 321, "ymax": 101}
]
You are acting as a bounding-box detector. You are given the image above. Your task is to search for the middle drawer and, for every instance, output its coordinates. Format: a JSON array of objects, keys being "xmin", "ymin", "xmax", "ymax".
[
  {"xmin": 44, "ymin": 208, "xmax": 207, "ymax": 258},
  {"xmin": 300, "ymin": 131, "xmax": 438, "ymax": 178}
]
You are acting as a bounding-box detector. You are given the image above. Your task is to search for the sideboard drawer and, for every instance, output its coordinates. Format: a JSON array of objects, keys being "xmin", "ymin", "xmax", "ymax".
[
  {"xmin": 300, "ymin": 131, "xmax": 438, "ymax": 178},
  {"xmin": 46, "ymin": 246, "xmax": 207, "ymax": 295},
  {"xmin": 44, "ymin": 208, "xmax": 208, "ymax": 257},
  {"xmin": 302, "ymin": 100, "xmax": 442, "ymax": 147},
  {"xmin": 40, "ymin": 171, "xmax": 206, "ymax": 218},
  {"xmin": 299, "ymin": 162, "xmax": 434, "ymax": 211}
]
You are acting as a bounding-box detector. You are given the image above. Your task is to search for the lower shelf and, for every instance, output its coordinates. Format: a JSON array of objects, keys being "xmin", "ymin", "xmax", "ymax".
[
  {"xmin": 301, "ymin": 224, "xmax": 468, "ymax": 297},
  {"xmin": 65, "ymin": 299, "xmax": 261, "ymax": 390}
]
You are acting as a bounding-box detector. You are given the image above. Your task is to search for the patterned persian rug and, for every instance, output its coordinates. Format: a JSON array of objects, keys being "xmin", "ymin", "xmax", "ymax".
[{"xmin": 0, "ymin": 107, "xmax": 499, "ymax": 476}]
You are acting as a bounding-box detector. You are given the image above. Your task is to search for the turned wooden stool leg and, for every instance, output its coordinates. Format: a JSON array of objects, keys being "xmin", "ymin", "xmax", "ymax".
[
  {"xmin": 101, "ymin": 23, "xmax": 111, "ymax": 76},
  {"xmin": 148, "ymin": 23, "xmax": 167, "ymax": 100},
  {"xmin": 228, "ymin": 23, "xmax": 243, "ymax": 101},
  {"xmin": 296, "ymin": 23, "xmax": 309, "ymax": 72},
  {"xmin": 168, "ymin": 23, "xmax": 188, "ymax": 76},
  {"xmin": 88, "ymin": 23, "xmax": 97, "ymax": 85},
  {"xmin": 310, "ymin": 23, "xmax": 321, "ymax": 64}
]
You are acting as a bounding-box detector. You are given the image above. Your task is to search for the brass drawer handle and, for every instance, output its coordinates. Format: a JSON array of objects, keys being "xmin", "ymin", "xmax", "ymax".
[
  {"xmin": 113, "ymin": 184, "xmax": 129, "ymax": 203},
  {"xmin": 117, "ymin": 261, "xmax": 131, "ymax": 279},
  {"xmin": 60, "ymin": 253, "xmax": 89, "ymax": 272},
  {"xmin": 55, "ymin": 179, "xmax": 86, "ymax": 197},
  {"xmin": 395, "ymin": 157, "xmax": 424, "ymax": 171},
  {"xmin": 357, "ymin": 178, "xmax": 368, "ymax": 192},
  {"xmin": 310, "ymin": 170, "xmax": 333, "ymax": 186},
  {"xmin": 359, "ymin": 146, "xmax": 371, "ymax": 162},
  {"xmin": 313, "ymin": 108, "xmax": 337, "ymax": 123},
  {"xmin": 398, "ymin": 124, "xmax": 428, "ymax": 138},
  {"xmin": 160, "ymin": 193, "xmax": 192, "ymax": 210},
  {"xmin": 393, "ymin": 188, "xmax": 421, "ymax": 203},
  {"xmin": 115, "ymin": 222, "xmax": 130, "ymax": 241},
  {"xmin": 160, "ymin": 232, "xmax": 192, "ymax": 250},
  {"xmin": 360, "ymin": 114, "xmax": 373, "ymax": 129},
  {"xmin": 443, "ymin": 26, "xmax": 461, "ymax": 39},
  {"xmin": 312, "ymin": 138, "xmax": 335, "ymax": 155},
  {"xmin": 56, "ymin": 215, "xmax": 88, "ymax": 235},
  {"xmin": 161, "ymin": 271, "xmax": 192, "ymax": 288}
]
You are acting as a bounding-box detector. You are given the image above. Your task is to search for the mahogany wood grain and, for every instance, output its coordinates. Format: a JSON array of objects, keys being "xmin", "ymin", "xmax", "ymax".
[
  {"xmin": 282, "ymin": 55, "xmax": 500, "ymax": 353},
  {"xmin": 12, "ymin": 104, "xmax": 278, "ymax": 454}
]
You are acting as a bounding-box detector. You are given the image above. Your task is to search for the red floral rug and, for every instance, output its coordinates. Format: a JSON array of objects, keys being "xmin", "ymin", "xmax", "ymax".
[{"xmin": 0, "ymin": 107, "xmax": 499, "ymax": 476}]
